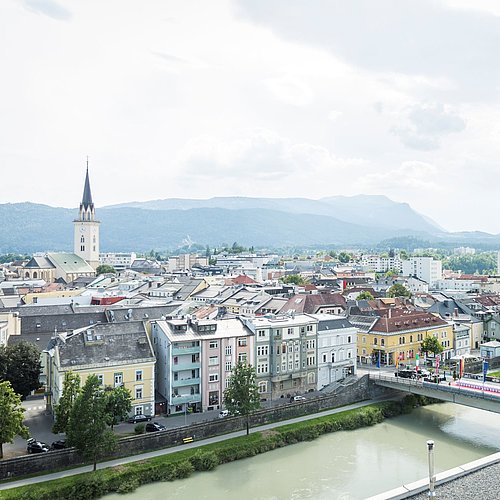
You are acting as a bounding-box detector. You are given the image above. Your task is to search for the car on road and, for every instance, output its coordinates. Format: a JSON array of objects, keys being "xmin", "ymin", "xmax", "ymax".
[
  {"xmin": 27, "ymin": 438, "xmax": 50, "ymax": 454},
  {"xmin": 395, "ymin": 368, "xmax": 430, "ymax": 379},
  {"xmin": 51, "ymin": 440, "xmax": 67, "ymax": 450},
  {"xmin": 219, "ymin": 410, "xmax": 230, "ymax": 418},
  {"xmin": 127, "ymin": 414, "xmax": 152, "ymax": 424},
  {"xmin": 290, "ymin": 395, "xmax": 306, "ymax": 402},
  {"xmin": 145, "ymin": 422, "xmax": 166, "ymax": 432}
]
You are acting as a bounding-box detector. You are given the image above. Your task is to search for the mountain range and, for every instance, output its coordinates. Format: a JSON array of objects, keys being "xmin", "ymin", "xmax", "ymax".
[{"xmin": 0, "ymin": 195, "xmax": 498, "ymax": 253}]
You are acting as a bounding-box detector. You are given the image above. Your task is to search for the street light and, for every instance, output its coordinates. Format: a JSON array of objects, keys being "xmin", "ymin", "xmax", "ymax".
[{"xmin": 427, "ymin": 440, "xmax": 436, "ymax": 497}]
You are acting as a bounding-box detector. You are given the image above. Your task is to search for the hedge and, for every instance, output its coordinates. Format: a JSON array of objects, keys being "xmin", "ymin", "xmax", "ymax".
[{"xmin": 0, "ymin": 397, "xmax": 435, "ymax": 500}]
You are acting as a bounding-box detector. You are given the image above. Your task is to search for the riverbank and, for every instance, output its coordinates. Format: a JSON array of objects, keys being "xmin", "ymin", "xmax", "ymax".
[{"xmin": 0, "ymin": 396, "xmax": 434, "ymax": 500}]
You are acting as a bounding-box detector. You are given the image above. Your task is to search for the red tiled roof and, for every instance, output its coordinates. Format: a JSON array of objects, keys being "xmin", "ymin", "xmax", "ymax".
[
  {"xmin": 370, "ymin": 311, "xmax": 447, "ymax": 334},
  {"xmin": 224, "ymin": 275, "xmax": 257, "ymax": 285}
]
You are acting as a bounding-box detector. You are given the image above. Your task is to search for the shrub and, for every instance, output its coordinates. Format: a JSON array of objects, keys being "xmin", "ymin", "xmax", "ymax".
[
  {"xmin": 190, "ymin": 450, "xmax": 219, "ymax": 471},
  {"xmin": 134, "ymin": 423, "xmax": 145, "ymax": 434},
  {"xmin": 116, "ymin": 478, "xmax": 139, "ymax": 494},
  {"xmin": 175, "ymin": 460, "xmax": 195, "ymax": 479}
]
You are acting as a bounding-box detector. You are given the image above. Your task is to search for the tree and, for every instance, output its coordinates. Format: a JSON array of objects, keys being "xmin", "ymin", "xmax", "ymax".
[
  {"xmin": 421, "ymin": 336, "xmax": 444, "ymax": 356},
  {"xmin": 0, "ymin": 342, "xmax": 41, "ymax": 399},
  {"xmin": 357, "ymin": 291, "xmax": 374, "ymax": 300},
  {"xmin": 281, "ymin": 274, "xmax": 307, "ymax": 285},
  {"xmin": 52, "ymin": 372, "xmax": 81, "ymax": 434},
  {"xmin": 66, "ymin": 375, "xmax": 116, "ymax": 471},
  {"xmin": 223, "ymin": 362, "xmax": 260, "ymax": 435},
  {"xmin": 104, "ymin": 385, "xmax": 132, "ymax": 430},
  {"xmin": 95, "ymin": 264, "xmax": 116, "ymax": 275},
  {"xmin": 338, "ymin": 252, "xmax": 351, "ymax": 263},
  {"xmin": 387, "ymin": 283, "xmax": 411, "ymax": 298},
  {"xmin": 0, "ymin": 381, "xmax": 29, "ymax": 458}
]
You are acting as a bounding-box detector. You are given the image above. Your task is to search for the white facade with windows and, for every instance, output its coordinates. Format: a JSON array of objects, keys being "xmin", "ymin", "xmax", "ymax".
[
  {"xmin": 311, "ymin": 314, "xmax": 357, "ymax": 389},
  {"xmin": 402, "ymin": 257, "xmax": 442, "ymax": 287}
]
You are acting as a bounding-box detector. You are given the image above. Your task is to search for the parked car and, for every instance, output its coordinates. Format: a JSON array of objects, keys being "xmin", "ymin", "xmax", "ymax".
[
  {"xmin": 219, "ymin": 409, "xmax": 230, "ymax": 418},
  {"xmin": 145, "ymin": 422, "xmax": 166, "ymax": 432},
  {"xmin": 50, "ymin": 440, "xmax": 67, "ymax": 450},
  {"xmin": 27, "ymin": 438, "xmax": 50, "ymax": 454},
  {"xmin": 290, "ymin": 395, "xmax": 306, "ymax": 402},
  {"xmin": 127, "ymin": 414, "xmax": 152, "ymax": 424},
  {"xmin": 395, "ymin": 368, "xmax": 430, "ymax": 379}
]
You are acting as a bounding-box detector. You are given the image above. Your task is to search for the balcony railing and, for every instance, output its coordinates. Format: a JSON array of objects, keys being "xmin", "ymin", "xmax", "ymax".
[
  {"xmin": 172, "ymin": 377, "xmax": 200, "ymax": 388},
  {"xmin": 172, "ymin": 362, "xmax": 201, "ymax": 371},
  {"xmin": 170, "ymin": 394, "xmax": 201, "ymax": 405},
  {"xmin": 172, "ymin": 346, "xmax": 200, "ymax": 356}
]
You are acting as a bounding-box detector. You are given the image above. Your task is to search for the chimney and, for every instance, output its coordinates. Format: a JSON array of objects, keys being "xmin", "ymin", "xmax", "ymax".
[
  {"xmin": 388, "ymin": 308, "xmax": 392, "ymax": 319},
  {"xmin": 454, "ymin": 308, "xmax": 459, "ymax": 317}
]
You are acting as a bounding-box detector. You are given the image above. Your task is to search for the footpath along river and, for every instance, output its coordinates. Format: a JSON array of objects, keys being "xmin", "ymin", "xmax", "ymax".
[{"xmin": 104, "ymin": 403, "xmax": 500, "ymax": 500}]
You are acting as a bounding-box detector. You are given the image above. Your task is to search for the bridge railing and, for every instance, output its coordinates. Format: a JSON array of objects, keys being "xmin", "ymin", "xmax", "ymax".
[{"xmin": 369, "ymin": 373, "xmax": 500, "ymax": 402}]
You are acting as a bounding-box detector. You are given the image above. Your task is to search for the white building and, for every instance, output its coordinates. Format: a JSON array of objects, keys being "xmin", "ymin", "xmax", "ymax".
[
  {"xmin": 99, "ymin": 252, "xmax": 137, "ymax": 271},
  {"xmin": 311, "ymin": 314, "xmax": 357, "ymax": 389},
  {"xmin": 360, "ymin": 255, "xmax": 403, "ymax": 273},
  {"xmin": 167, "ymin": 254, "xmax": 208, "ymax": 272},
  {"xmin": 402, "ymin": 257, "xmax": 442, "ymax": 287},
  {"xmin": 434, "ymin": 279, "xmax": 481, "ymax": 293}
]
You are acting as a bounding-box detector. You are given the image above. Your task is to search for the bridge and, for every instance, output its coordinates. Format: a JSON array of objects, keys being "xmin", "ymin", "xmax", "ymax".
[{"xmin": 370, "ymin": 373, "xmax": 500, "ymax": 414}]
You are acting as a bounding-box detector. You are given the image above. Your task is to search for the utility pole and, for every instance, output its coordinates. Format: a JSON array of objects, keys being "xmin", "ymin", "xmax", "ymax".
[{"xmin": 427, "ymin": 440, "xmax": 436, "ymax": 497}]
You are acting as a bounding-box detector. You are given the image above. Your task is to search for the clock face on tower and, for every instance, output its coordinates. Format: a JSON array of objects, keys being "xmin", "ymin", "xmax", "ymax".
[{"xmin": 80, "ymin": 225, "xmax": 85, "ymax": 233}]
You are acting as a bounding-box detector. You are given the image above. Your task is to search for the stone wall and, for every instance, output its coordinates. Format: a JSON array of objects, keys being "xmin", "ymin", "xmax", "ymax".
[{"xmin": 0, "ymin": 375, "xmax": 377, "ymax": 480}]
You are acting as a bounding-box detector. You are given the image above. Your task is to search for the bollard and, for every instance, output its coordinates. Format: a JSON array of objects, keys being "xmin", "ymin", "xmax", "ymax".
[{"xmin": 427, "ymin": 440, "xmax": 436, "ymax": 497}]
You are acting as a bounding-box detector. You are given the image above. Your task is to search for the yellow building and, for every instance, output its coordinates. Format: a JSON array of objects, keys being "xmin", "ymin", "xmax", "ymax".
[
  {"xmin": 357, "ymin": 311, "xmax": 453, "ymax": 366},
  {"xmin": 45, "ymin": 321, "xmax": 156, "ymax": 417}
]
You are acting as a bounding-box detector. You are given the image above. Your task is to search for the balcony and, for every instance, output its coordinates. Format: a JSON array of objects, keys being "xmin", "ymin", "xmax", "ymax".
[
  {"xmin": 172, "ymin": 346, "xmax": 200, "ymax": 356},
  {"xmin": 172, "ymin": 377, "xmax": 201, "ymax": 388},
  {"xmin": 172, "ymin": 362, "xmax": 201, "ymax": 371},
  {"xmin": 170, "ymin": 394, "xmax": 201, "ymax": 405}
]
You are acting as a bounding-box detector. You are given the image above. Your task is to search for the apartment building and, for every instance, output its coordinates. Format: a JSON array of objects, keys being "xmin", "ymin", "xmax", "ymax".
[
  {"xmin": 151, "ymin": 316, "xmax": 254, "ymax": 415},
  {"xmin": 99, "ymin": 252, "xmax": 137, "ymax": 271},
  {"xmin": 249, "ymin": 314, "xmax": 318, "ymax": 400},
  {"xmin": 360, "ymin": 255, "xmax": 403, "ymax": 273},
  {"xmin": 402, "ymin": 257, "xmax": 442, "ymax": 287}
]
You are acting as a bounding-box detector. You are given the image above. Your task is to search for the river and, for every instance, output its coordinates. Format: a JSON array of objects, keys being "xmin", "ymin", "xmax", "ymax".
[{"xmin": 104, "ymin": 403, "xmax": 500, "ymax": 500}]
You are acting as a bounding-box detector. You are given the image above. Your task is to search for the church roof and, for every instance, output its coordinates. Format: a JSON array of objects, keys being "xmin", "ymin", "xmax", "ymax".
[
  {"xmin": 81, "ymin": 167, "xmax": 94, "ymax": 210},
  {"xmin": 47, "ymin": 253, "xmax": 95, "ymax": 274},
  {"xmin": 24, "ymin": 256, "xmax": 56, "ymax": 269}
]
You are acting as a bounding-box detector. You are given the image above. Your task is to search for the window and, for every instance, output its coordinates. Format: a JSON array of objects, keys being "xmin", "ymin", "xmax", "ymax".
[
  {"xmin": 347, "ymin": 336, "xmax": 351, "ymax": 343},
  {"xmin": 258, "ymin": 330, "xmax": 266, "ymax": 337},
  {"xmin": 238, "ymin": 353, "xmax": 247, "ymax": 363},
  {"xmin": 97, "ymin": 374, "xmax": 104, "ymax": 385},
  {"xmin": 288, "ymin": 361, "xmax": 293, "ymax": 370},
  {"xmin": 209, "ymin": 391, "xmax": 219, "ymax": 405},
  {"xmin": 209, "ymin": 340, "xmax": 218, "ymax": 349},
  {"xmin": 209, "ymin": 356, "xmax": 219, "ymax": 366},
  {"xmin": 257, "ymin": 345, "xmax": 269, "ymax": 356},
  {"xmin": 135, "ymin": 386, "xmax": 143, "ymax": 400},
  {"xmin": 135, "ymin": 370, "xmax": 143, "ymax": 382},
  {"xmin": 225, "ymin": 361, "xmax": 232, "ymax": 372},
  {"xmin": 288, "ymin": 345, "xmax": 293, "ymax": 353},
  {"xmin": 374, "ymin": 338, "xmax": 378, "ymax": 345},
  {"xmin": 258, "ymin": 381, "xmax": 267, "ymax": 393},
  {"xmin": 209, "ymin": 373, "xmax": 219, "ymax": 382},
  {"xmin": 282, "ymin": 362, "xmax": 286, "ymax": 371},
  {"xmin": 225, "ymin": 378, "xmax": 231, "ymax": 388},
  {"xmin": 287, "ymin": 328, "xmax": 293, "ymax": 335},
  {"xmin": 135, "ymin": 405, "xmax": 144, "ymax": 416},
  {"xmin": 381, "ymin": 339, "xmax": 385, "ymax": 346},
  {"xmin": 114, "ymin": 373, "xmax": 123, "ymax": 387},
  {"xmin": 225, "ymin": 345, "xmax": 232, "ymax": 355},
  {"xmin": 362, "ymin": 336, "xmax": 366, "ymax": 344},
  {"xmin": 238, "ymin": 338, "xmax": 247, "ymax": 347}
]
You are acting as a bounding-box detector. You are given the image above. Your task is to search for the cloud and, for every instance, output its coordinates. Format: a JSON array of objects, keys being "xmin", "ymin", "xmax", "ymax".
[
  {"xmin": 264, "ymin": 75, "xmax": 314, "ymax": 107},
  {"xmin": 392, "ymin": 102, "xmax": 466, "ymax": 150},
  {"xmin": 22, "ymin": 0, "xmax": 71, "ymax": 21},
  {"xmin": 177, "ymin": 129, "xmax": 355, "ymax": 183},
  {"xmin": 235, "ymin": 0, "xmax": 500, "ymax": 99},
  {"xmin": 361, "ymin": 161, "xmax": 439, "ymax": 191}
]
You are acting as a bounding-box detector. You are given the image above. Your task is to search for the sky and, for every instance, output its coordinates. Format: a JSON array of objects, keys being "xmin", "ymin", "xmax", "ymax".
[{"xmin": 2, "ymin": 0, "xmax": 500, "ymax": 233}]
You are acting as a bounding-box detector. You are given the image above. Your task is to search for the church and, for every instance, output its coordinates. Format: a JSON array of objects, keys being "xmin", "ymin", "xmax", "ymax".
[{"xmin": 23, "ymin": 166, "xmax": 100, "ymax": 284}]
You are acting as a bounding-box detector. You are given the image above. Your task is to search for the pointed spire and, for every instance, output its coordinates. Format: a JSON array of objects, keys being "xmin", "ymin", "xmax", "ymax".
[{"xmin": 81, "ymin": 157, "xmax": 94, "ymax": 210}]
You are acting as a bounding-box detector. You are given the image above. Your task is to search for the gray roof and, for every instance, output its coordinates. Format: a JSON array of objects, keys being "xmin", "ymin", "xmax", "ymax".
[
  {"xmin": 48, "ymin": 253, "xmax": 95, "ymax": 274},
  {"xmin": 24, "ymin": 256, "xmax": 55, "ymax": 269},
  {"xmin": 81, "ymin": 166, "xmax": 94, "ymax": 211},
  {"xmin": 316, "ymin": 317, "xmax": 354, "ymax": 331},
  {"xmin": 55, "ymin": 321, "xmax": 154, "ymax": 369},
  {"xmin": 427, "ymin": 299, "xmax": 480, "ymax": 322}
]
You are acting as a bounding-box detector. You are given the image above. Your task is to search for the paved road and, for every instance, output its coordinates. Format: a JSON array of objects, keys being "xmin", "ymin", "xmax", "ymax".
[
  {"xmin": 0, "ymin": 397, "xmax": 385, "ymax": 491},
  {"xmin": 3, "ymin": 391, "xmax": 311, "ymax": 459}
]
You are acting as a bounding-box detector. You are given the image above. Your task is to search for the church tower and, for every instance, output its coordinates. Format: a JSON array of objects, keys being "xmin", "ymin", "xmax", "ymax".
[{"xmin": 74, "ymin": 162, "xmax": 100, "ymax": 270}]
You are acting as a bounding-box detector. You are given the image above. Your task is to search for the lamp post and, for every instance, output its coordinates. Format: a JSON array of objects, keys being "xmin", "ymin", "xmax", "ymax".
[{"xmin": 427, "ymin": 440, "xmax": 436, "ymax": 497}]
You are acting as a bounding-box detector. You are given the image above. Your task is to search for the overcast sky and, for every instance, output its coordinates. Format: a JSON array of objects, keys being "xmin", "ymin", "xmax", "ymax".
[{"xmin": 2, "ymin": 0, "xmax": 500, "ymax": 233}]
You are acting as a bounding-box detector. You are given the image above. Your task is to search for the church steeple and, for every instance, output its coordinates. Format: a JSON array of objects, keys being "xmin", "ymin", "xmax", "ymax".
[
  {"xmin": 74, "ymin": 159, "xmax": 100, "ymax": 270},
  {"xmin": 78, "ymin": 158, "xmax": 95, "ymax": 221}
]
